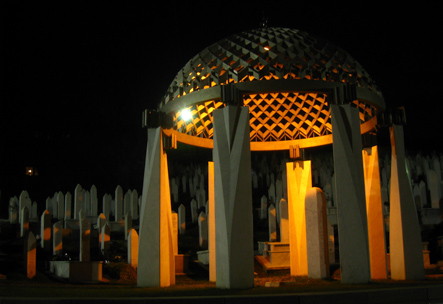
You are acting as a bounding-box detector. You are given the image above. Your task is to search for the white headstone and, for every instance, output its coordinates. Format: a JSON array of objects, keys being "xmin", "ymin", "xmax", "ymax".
[
  {"xmin": 282, "ymin": 168, "xmax": 288, "ymax": 200},
  {"xmin": 41, "ymin": 210, "xmax": 51, "ymax": 251},
  {"xmin": 97, "ymin": 213, "xmax": 106, "ymax": 236},
  {"xmin": 125, "ymin": 213, "xmax": 132, "ymax": 240},
  {"xmin": 64, "ymin": 191, "xmax": 72, "ymax": 220},
  {"xmin": 428, "ymin": 170, "xmax": 440, "ymax": 208},
  {"xmin": 434, "ymin": 157, "xmax": 442, "ymax": 182},
  {"xmin": 413, "ymin": 184, "xmax": 422, "ymax": 209},
  {"xmin": 31, "ymin": 201, "xmax": 38, "ymax": 220},
  {"xmin": 268, "ymin": 183, "xmax": 276, "ymax": 205},
  {"xmin": 279, "ymin": 198, "xmax": 289, "ymax": 243},
  {"xmin": 115, "ymin": 185, "xmax": 123, "ymax": 221},
  {"xmin": 101, "ymin": 222, "xmax": 111, "ymax": 258},
  {"xmin": 19, "ymin": 191, "xmax": 31, "ymax": 221},
  {"xmin": 110, "ymin": 199, "xmax": 115, "ymax": 218},
  {"xmin": 90, "ymin": 185, "xmax": 98, "ymax": 216},
  {"xmin": 268, "ymin": 204, "xmax": 277, "ymax": 242},
  {"xmin": 128, "ymin": 229, "xmax": 139, "ymax": 269},
  {"xmin": 190, "ymin": 199, "xmax": 198, "ymax": 223},
  {"xmin": 74, "ymin": 184, "xmax": 83, "ymax": 220},
  {"xmin": 313, "ymin": 169, "xmax": 319, "ymax": 186},
  {"xmin": 416, "ymin": 164, "xmax": 423, "ymax": 178},
  {"xmin": 172, "ymin": 212, "xmax": 178, "ymax": 255},
  {"xmin": 20, "ymin": 206, "xmax": 29, "ymax": 237},
  {"xmin": 9, "ymin": 197, "xmax": 18, "ymax": 224},
  {"xmin": 193, "ymin": 174, "xmax": 199, "ymax": 197},
  {"xmin": 45, "ymin": 197, "xmax": 52, "ymax": 216},
  {"xmin": 195, "ymin": 189, "xmax": 201, "ymax": 208},
  {"xmin": 419, "ymin": 180, "xmax": 428, "ymax": 207},
  {"xmin": 130, "ymin": 189, "xmax": 139, "ymax": 219},
  {"xmin": 198, "ymin": 188, "xmax": 206, "ymax": 209},
  {"xmin": 171, "ymin": 179, "xmax": 179, "ymax": 203},
  {"xmin": 323, "ymin": 183, "xmax": 332, "ymax": 207},
  {"xmin": 102, "ymin": 193, "xmax": 111, "ymax": 221},
  {"xmin": 79, "ymin": 211, "xmax": 90, "ymax": 262},
  {"xmin": 25, "ymin": 231, "xmax": 36, "ymax": 279},
  {"xmin": 305, "ymin": 188, "xmax": 329, "ymax": 279},
  {"xmin": 198, "ymin": 211, "xmax": 208, "ymax": 249},
  {"xmin": 124, "ymin": 190, "xmax": 131, "ymax": 217},
  {"xmin": 53, "ymin": 221, "xmax": 63, "ymax": 256},
  {"xmin": 84, "ymin": 190, "xmax": 91, "ymax": 216},
  {"xmin": 51, "ymin": 194, "xmax": 58, "ymax": 219},
  {"xmin": 57, "ymin": 192, "xmax": 65, "ymax": 220},
  {"xmin": 275, "ymin": 178, "xmax": 283, "ymax": 203},
  {"xmin": 189, "ymin": 178, "xmax": 194, "ymax": 198},
  {"xmin": 260, "ymin": 196, "xmax": 268, "ymax": 220},
  {"xmin": 178, "ymin": 204, "xmax": 186, "ymax": 235},
  {"xmin": 252, "ymin": 171, "xmax": 258, "ymax": 189},
  {"xmin": 182, "ymin": 175, "xmax": 187, "ymax": 193}
]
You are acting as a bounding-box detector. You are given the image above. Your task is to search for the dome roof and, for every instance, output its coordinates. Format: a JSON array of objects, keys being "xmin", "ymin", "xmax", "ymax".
[
  {"xmin": 156, "ymin": 27, "xmax": 384, "ymax": 151},
  {"xmin": 160, "ymin": 27, "xmax": 381, "ymax": 107}
]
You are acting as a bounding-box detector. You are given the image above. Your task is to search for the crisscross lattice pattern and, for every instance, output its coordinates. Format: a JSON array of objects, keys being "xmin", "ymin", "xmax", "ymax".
[
  {"xmin": 160, "ymin": 27, "xmax": 380, "ymax": 108},
  {"xmin": 173, "ymin": 92, "xmax": 377, "ymax": 142},
  {"xmin": 174, "ymin": 100, "xmax": 224, "ymax": 139},
  {"xmin": 245, "ymin": 92, "xmax": 330, "ymax": 141}
]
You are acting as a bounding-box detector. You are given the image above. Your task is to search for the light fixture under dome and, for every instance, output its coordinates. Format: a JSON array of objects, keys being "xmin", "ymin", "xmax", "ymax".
[{"xmin": 180, "ymin": 108, "xmax": 192, "ymax": 122}]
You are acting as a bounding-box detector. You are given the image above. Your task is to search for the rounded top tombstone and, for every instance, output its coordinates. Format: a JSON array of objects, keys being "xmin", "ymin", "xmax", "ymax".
[{"xmin": 155, "ymin": 27, "xmax": 385, "ymax": 151}]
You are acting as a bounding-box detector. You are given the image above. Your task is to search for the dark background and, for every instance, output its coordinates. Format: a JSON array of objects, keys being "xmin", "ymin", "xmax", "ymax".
[{"xmin": 1, "ymin": 2, "xmax": 440, "ymax": 214}]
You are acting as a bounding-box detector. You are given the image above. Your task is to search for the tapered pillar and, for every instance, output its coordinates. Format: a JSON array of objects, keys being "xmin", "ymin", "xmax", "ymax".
[
  {"xmin": 286, "ymin": 160, "xmax": 312, "ymax": 276},
  {"xmin": 331, "ymin": 104, "xmax": 371, "ymax": 284},
  {"xmin": 389, "ymin": 124, "xmax": 425, "ymax": 280},
  {"xmin": 137, "ymin": 127, "xmax": 175, "ymax": 287},
  {"xmin": 363, "ymin": 145, "xmax": 388, "ymax": 279},
  {"xmin": 208, "ymin": 161, "xmax": 216, "ymax": 282},
  {"xmin": 213, "ymin": 105, "xmax": 254, "ymax": 289}
]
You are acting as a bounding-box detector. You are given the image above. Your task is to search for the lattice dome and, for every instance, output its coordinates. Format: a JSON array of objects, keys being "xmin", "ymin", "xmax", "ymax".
[{"xmin": 158, "ymin": 27, "xmax": 385, "ymax": 151}]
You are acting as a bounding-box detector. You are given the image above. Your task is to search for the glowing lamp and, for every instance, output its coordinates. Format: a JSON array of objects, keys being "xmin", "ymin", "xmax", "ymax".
[{"xmin": 181, "ymin": 109, "xmax": 192, "ymax": 122}]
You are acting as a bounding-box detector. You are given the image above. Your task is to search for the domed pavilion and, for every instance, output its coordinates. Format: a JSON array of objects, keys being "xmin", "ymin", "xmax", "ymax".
[{"xmin": 138, "ymin": 27, "xmax": 425, "ymax": 288}]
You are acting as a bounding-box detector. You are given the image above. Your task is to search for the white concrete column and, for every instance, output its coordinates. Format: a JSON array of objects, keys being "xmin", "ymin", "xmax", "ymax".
[
  {"xmin": 213, "ymin": 105, "xmax": 254, "ymax": 289},
  {"xmin": 363, "ymin": 145, "xmax": 388, "ymax": 279},
  {"xmin": 286, "ymin": 160, "xmax": 312, "ymax": 276},
  {"xmin": 208, "ymin": 161, "xmax": 216, "ymax": 282},
  {"xmin": 137, "ymin": 127, "xmax": 175, "ymax": 287},
  {"xmin": 331, "ymin": 104, "xmax": 371, "ymax": 284},
  {"xmin": 389, "ymin": 124, "xmax": 425, "ymax": 280}
]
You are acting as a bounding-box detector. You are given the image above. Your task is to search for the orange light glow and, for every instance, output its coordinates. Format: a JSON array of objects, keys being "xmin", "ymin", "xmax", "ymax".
[{"xmin": 26, "ymin": 167, "xmax": 34, "ymax": 176}]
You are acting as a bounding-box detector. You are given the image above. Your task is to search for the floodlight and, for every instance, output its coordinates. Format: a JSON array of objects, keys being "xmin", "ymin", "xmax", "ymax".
[{"xmin": 181, "ymin": 109, "xmax": 192, "ymax": 122}]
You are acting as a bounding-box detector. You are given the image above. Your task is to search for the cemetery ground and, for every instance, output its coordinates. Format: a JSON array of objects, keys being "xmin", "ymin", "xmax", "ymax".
[{"xmin": 1, "ymin": 221, "xmax": 443, "ymax": 300}]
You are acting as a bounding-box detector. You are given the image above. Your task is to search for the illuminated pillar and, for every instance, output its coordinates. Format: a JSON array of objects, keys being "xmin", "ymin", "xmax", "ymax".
[
  {"xmin": 213, "ymin": 105, "xmax": 254, "ymax": 289},
  {"xmin": 331, "ymin": 104, "xmax": 371, "ymax": 284},
  {"xmin": 208, "ymin": 161, "xmax": 216, "ymax": 282},
  {"xmin": 286, "ymin": 160, "xmax": 312, "ymax": 276},
  {"xmin": 389, "ymin": 124, "xmax": 425, "ymax": 280},
  {"xmin": 363, "ymin": 145, "xmax": 388, "ymax": 279},
  {"xmin": 137, "ymin": 127, "xmax": 175, "ymax": 287}
]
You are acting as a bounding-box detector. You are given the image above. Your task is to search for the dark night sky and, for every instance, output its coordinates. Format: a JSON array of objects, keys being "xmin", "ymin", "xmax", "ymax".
[{"xmin": 1, "ymin": 2, "xmax": 440, "ymax": 211}]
